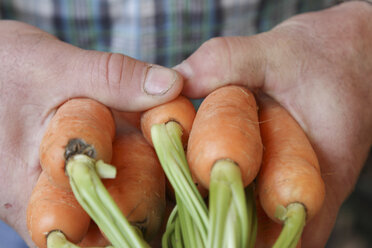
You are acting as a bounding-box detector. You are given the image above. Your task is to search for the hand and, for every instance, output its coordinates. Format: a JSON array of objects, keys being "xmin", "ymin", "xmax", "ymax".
[
  {"xmin": 175, "ymin": 1, "xmax": 372, "ymax": 247},
  {"xmin": 0, "ymin": 20, "xmax": 182, "ymax": 246}
]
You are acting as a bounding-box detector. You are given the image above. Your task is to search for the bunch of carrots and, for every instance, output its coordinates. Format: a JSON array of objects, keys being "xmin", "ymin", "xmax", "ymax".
[{"xmin": 26, "ymin": 85, "xmax": 325, "ymax": 248}]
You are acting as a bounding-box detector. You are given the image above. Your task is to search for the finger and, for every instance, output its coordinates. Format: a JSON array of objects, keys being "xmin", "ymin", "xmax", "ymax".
[
  {"xmin": 35, "ymin": 39, "xmax": 183, "ymax": 111},
  {"xmin": 174, "ymin": 36, "xmax": 268, "ymax": 98}
]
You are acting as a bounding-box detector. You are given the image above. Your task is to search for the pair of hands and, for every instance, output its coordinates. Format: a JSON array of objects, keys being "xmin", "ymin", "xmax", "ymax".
[{"xmin": 0, "ymin": 1, "xmax": 371, "ymax": 247}]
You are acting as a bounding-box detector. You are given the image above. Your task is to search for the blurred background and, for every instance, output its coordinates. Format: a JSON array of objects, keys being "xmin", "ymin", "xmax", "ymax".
[
  {"xmin": 1, "ymin": 151, "xmax": 371, "ymax": 248},
  {"xmin": 327, "ymin": 151, "xmax": 372, "ymax": 248}
]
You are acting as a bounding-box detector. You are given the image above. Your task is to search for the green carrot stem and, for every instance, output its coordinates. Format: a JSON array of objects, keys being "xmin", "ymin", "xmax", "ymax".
[
  {"xmin": 174, "ymin": 216, "xmax": 184, "ymax": 248},
  {"xmin": 151, "ymin": 122, "xmax": 208, "ymax": 245},
  {"xmin": 208, "ymin": 159, "xmax": 249, "ymax": 248},
  {"xmin": 176, "ymin": 192, "xmax": 205, "ymax": 248},
  {"xmin": 47, "ymin": 231, "xmax": 80, "ymax": 248},
  {"xmin": 66, "ymin": 154, "xmax": 149, "ymax": 248},
  {"xmin": 47, "ymin": 230, "xmax": 113, "ymax": 248},
  {"xmin": 95, "ymin": 160, "xmax": 116, "ymax": 179},
  {"xmin": 273, "ymin": 203, "xmax": 306, "ymax": 248},
  {"xmin": 162, "ymin": 206, "xmax": 178, "ymax": 248},
  {"xmin": 223, "ymin": 203, "xmax": 239, "ymax": 248}
]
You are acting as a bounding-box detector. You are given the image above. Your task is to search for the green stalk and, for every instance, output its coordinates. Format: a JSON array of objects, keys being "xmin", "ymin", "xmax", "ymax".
[
  {"xmin": 173, "ymin": 216, "xmax": 184, "ymax": 248},
  {"xmin": 176, "ymin": 193, "xmax": 204, "ymax": 248},
  {"xmin": 272, "ymin": 203, "xmax": 306, "ymax": 248},
  {"xmin": 47, "ymin": 230, "xmax": 113, "ymax": 248},
  {"xmin": 66, "ymin": 154, "xmax": 149, "ymax": 248},
  {"xmin": 223, "ymin": 203, "xmax": 239, "ymax": 248},
  {"xmin": 208, "ymin": 176, "xmax": 231, "ymax": 248},
  {"xmin": 208, "ymin": 159, "xmax": 249, "ymax": 248},
  {"xmin": 162, "ymin": 206, "xmax": 178, "ymax": 248},
  {"xmin": 151, "ymin": 122, "xmax": 208, "ymax": 245}
]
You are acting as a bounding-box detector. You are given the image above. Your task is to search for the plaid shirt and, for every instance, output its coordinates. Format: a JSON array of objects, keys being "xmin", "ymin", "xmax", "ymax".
[{"xmin": 0, "ymin": 0, "xmax": 337, "ymax": 67}]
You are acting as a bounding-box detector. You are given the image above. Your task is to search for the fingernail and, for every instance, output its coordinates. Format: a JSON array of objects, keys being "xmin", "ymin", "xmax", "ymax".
[{"xmin": 143, "ymin": 65, "xmax": 177, "ymax": 96}]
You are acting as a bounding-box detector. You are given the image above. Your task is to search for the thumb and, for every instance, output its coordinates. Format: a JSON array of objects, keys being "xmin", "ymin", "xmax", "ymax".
[
  {"xmin": 45, "ymin": 42, "xmax": 183, "ymax": 111},
  {"xmin": 175, "ymin": 36, "xmax": 268, "ymax": 98}
]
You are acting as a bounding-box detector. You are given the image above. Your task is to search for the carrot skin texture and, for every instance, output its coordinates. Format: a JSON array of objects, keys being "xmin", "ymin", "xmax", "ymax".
[
  {"xmin": 27, "ymin": 171, "xmax": 91, "ymax": 248},
  {"xmin": 257, "ymin": 98, "xmax": 325, "ymax": 222},
  {"xmin": 140, "ymin": 95, "xmax": 196, "ymax": 147},
  {"xmin": 40, "ymin": 98, "xmax": 115, "ymax": 190},
  {"xmin": 187, "ymin": 85, "xmax": 263, "ymax": 189},
  {"xmin": 103, "ymin": 130, "xmax": 166, "ymax": 241}
]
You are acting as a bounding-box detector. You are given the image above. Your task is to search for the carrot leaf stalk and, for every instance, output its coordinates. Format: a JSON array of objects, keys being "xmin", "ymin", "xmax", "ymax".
[
  {"xmin": 66, "ymin": 154, "xmax": 149, "ymax": 248},
  {"xmin": 175, "ymin": 193, "xmax": 204, "ymax": 248},
  {"xmin": 47, "ymin": 230, "xmax": 114, "ymax": 248},
  {"xmin": 151, "ymin": 121, "xmax": 209, "ymax": 246},
  {"xmin": 208, "ymin": 160, "xmax": 250, "ymax": 248},
  {"xmin": 162, "ymin": 205, "xmax": 179, "ymax": 248},
  {"xmin": 94, "ymin": 160, "xmax": 116, "ymax": 179},
  {"xmin": 273, "ymin": 203, "xmax": 306, "ymax": 248}
]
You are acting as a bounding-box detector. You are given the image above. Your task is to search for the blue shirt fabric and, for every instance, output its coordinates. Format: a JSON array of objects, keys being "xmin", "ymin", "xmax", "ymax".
[{"xmin": 0, "ymin": 0, "xmax": 338, "ymax": 68}]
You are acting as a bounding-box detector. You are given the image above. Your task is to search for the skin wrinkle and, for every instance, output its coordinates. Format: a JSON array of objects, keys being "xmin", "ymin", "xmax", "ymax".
[
  {"xmin": 105, "ymin": 53, "xmax": 126, "ymax": 97},
  {"xmin": 218, "ymin": 37, "xmax": 233, "ymax": 84}
]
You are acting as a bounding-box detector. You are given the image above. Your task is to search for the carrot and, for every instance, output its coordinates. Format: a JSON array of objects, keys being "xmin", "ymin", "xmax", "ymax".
[
  {"xmin": 39, "ymin": 97, "xmax": 148, "ymax": 248},
  {"xmin": 104, "ymin": 129, "xmax": 166, "ymax": 242},
  {"xmin": 26, "ymin": 171, "xmax": 91, "ymax": 248},
  {"xmin": 141, "ymin": 95, "xmax": 195, "ymax": 147},
  {"xmin": 187, "ymin": 85, "xmax": 262, "ymax": 189},
  {"xmin": 256, "ymin": 97, "xmax": 325, "ymax": 248},
  {"xmin": 40, "ymin": 98, "xmax": 115, "ymax": 190},
  {"xmin": 141, "ymin": 95, "xmax": 204, "ymax": 201},
  {"xmin": 187, "ymin": 85, "xmax": 262, "ymax": 248},
  {"xmin": 141, "ymin": 95, "xmax": 209, "ymax": 247}
]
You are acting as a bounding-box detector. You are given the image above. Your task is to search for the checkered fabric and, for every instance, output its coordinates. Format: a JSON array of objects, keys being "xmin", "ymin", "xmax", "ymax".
[{"xmin": 1, "ymin": 0, "xmax": 338, "ymax": 67}]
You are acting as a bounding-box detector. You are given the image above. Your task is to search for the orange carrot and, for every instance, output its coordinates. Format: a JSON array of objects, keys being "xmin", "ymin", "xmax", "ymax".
[
  {"xmin": 40, "ymin": 98, "xmax": 115, "ymax": 190},
  {"xmin": 187, "ymin": 85, "xmax": 262, "ymax": 248},
  {"xmin": 187, "ymin": 85, "xmax": 262, "ymax": 189},
  {"xmin": 141, "ymin": 95, "xmax": 208, "ymax": 199},
  {"xmin": 257, "ymin": 97, "xmax": 325, "ymax": 248},
  {"xmin": 103, "ymin": 130, "xmax": 166, "ymax": 241},
  {"xmin": 38, "ymin": 98, "xmax": 148, "ymax": 248},
  {"xmin": 26, "ymin": 171, "xmax": 91, "ymax": 248},
  {"xmin": 141, "ymin": 95, "xmax": 209, "ymax": 246},
  {"xmin": 141, "ymin": 95, "xmax": 195, "ymax": 147}
]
